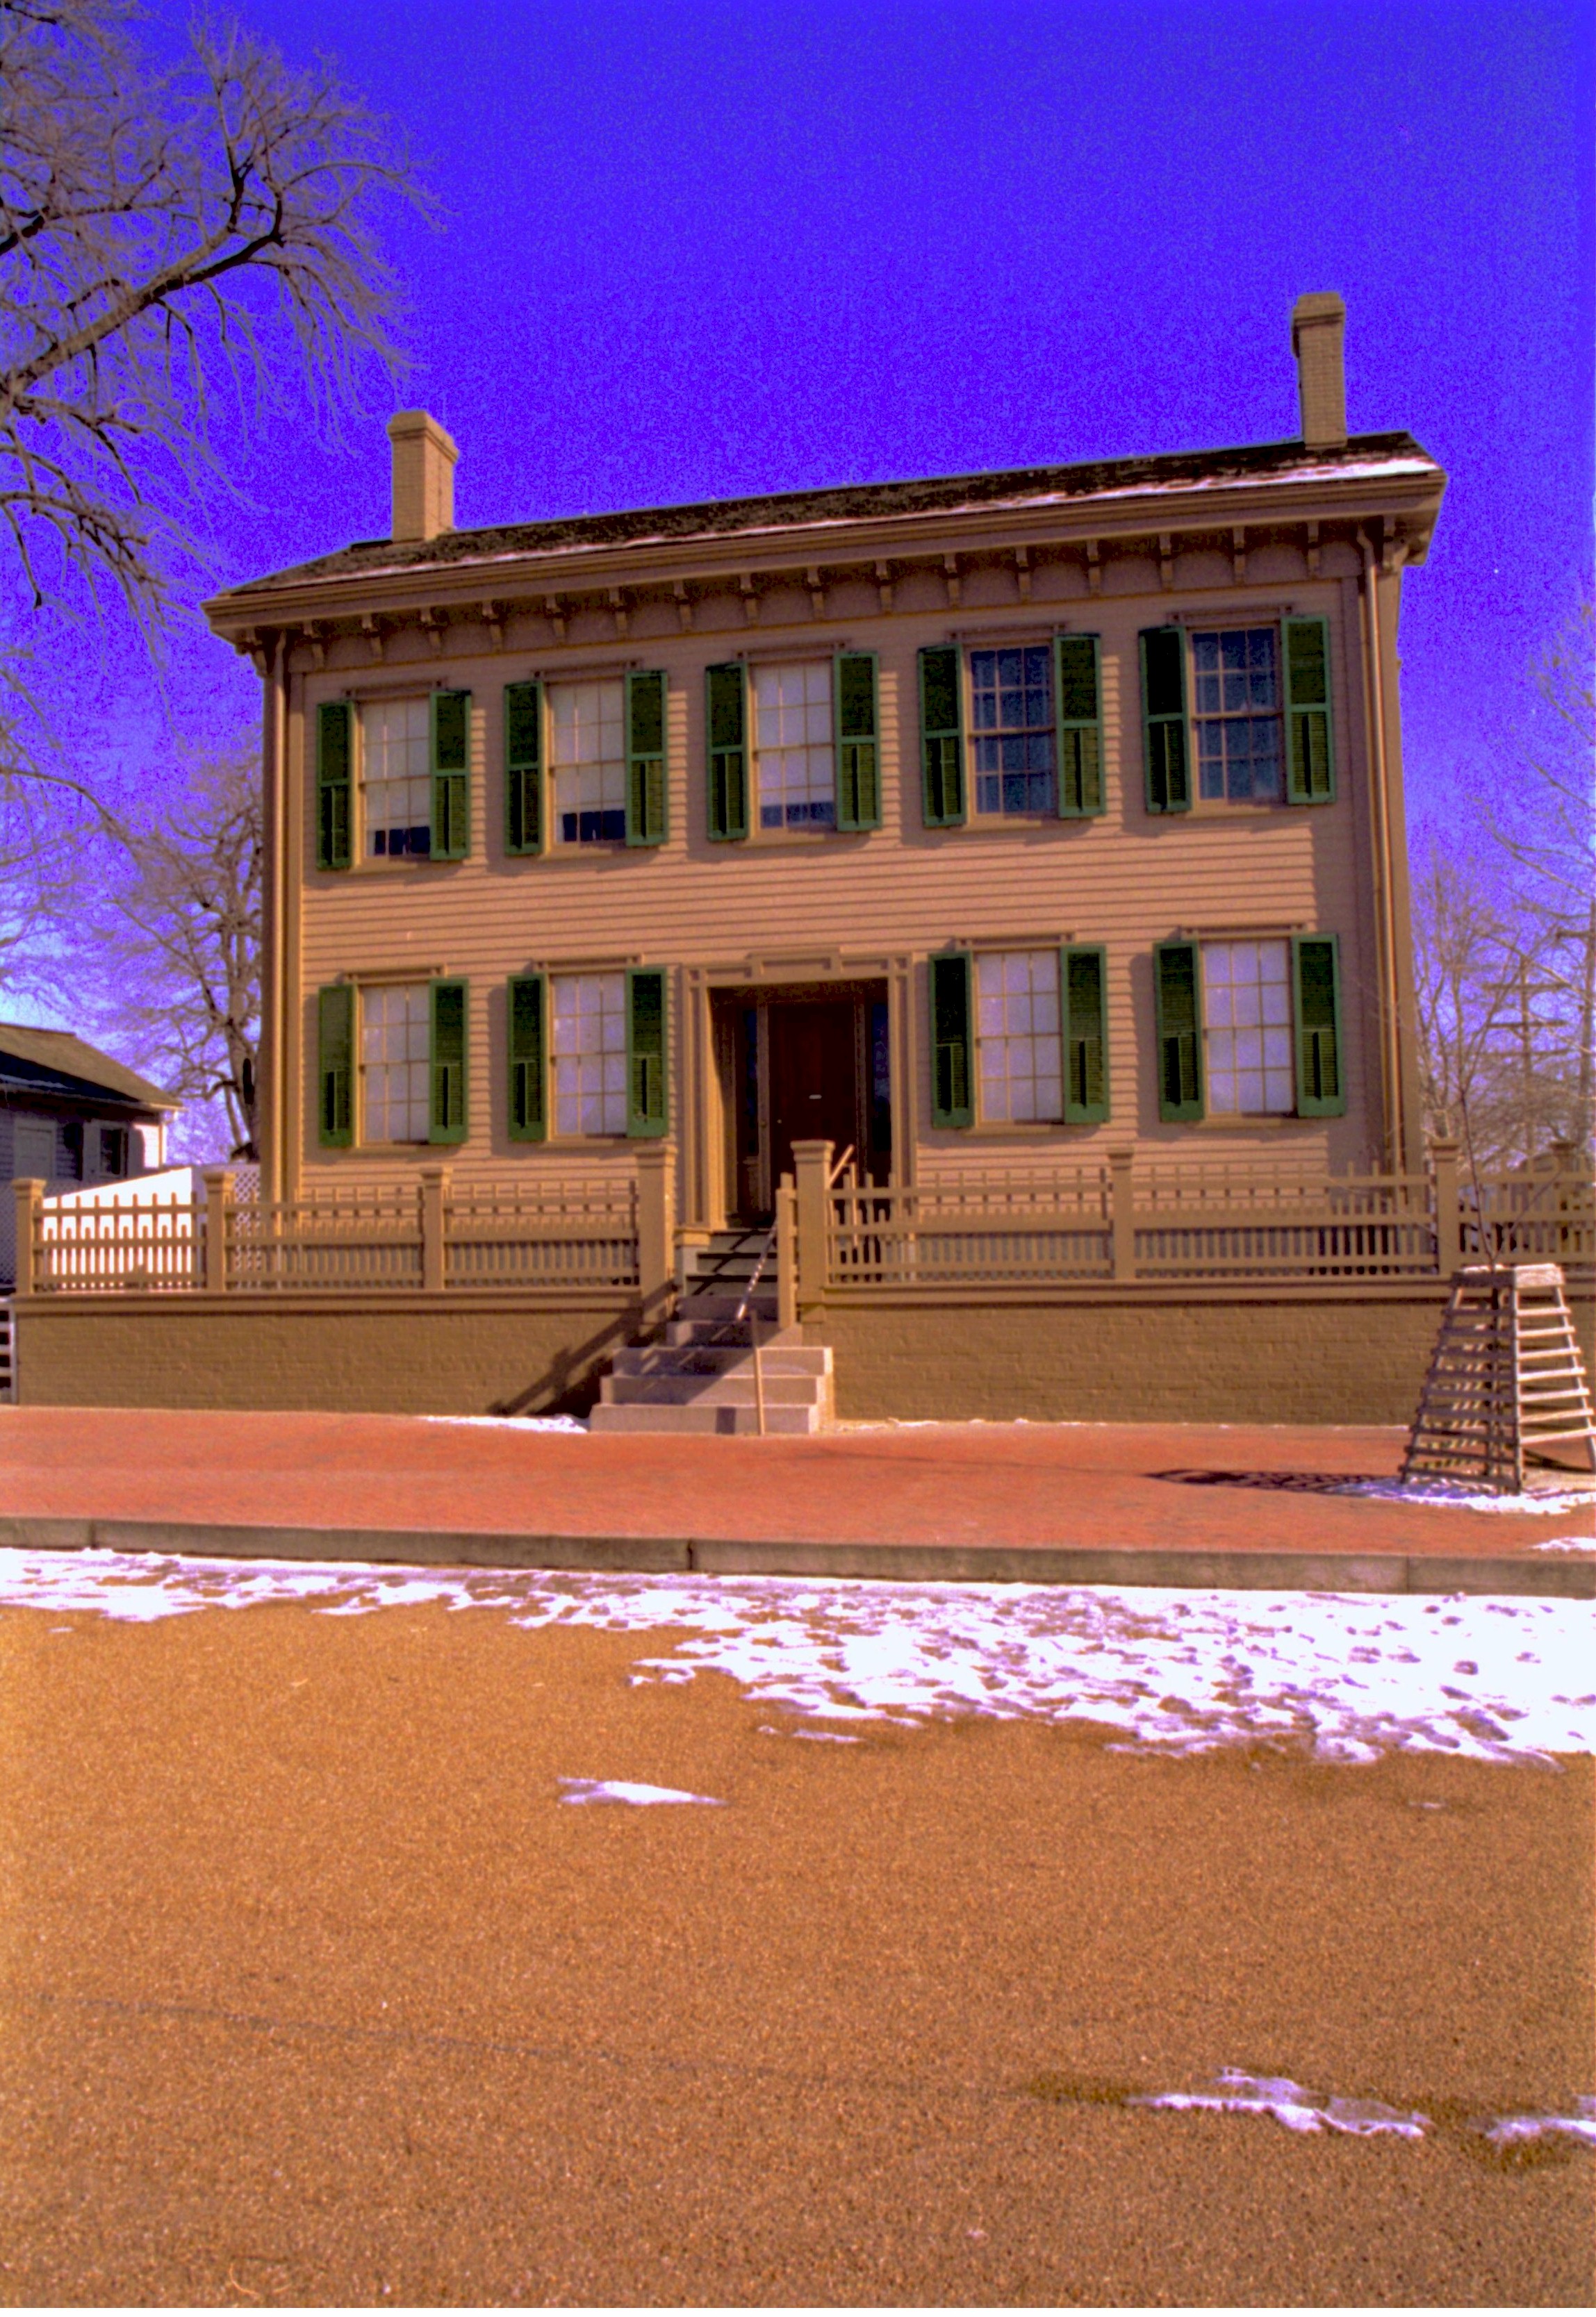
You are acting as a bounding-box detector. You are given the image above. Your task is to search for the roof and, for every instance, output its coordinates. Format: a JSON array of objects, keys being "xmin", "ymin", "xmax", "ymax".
[
  {"xmin": 0, "ymin": 1024, "xmax": 178, "ymax": 1112},
  {"xmin": 211, "ymin": 429, "xmax": 1442, "ymax": 604}
]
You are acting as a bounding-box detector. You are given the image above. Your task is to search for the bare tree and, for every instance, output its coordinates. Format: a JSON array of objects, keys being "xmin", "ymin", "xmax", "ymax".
[
  {"xmin": 1490, "ymin": 602, "xmax": 1596, "ymax": 1155},
  {"xmin": 1410, "ymin": 836, "xmax": 1520, "ymax": 1162},
  {"xmin": 0, "ymin": 0, "xmax": 418, "ymax": 627},
  {"xmin": 88, "ymin": 747, "xmax": 261, "ymax": 1159}
]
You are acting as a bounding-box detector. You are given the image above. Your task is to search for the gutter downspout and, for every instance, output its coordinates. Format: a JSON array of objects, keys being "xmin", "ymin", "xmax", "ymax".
[
  {"xmin": 1359, "ymin": 529, "xmax": 1406, "ymax": 1173},
  {"xmin": 261, "ymin": 632, "xmax": 290, "ymax": 1207}
]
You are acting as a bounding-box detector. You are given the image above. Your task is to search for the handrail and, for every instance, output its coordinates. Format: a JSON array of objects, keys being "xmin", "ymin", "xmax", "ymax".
[
  {"xmin": 734, "ymin": 1221, "xmax": 780, "ymax": 1437},
  {"xmin": 828, "ymin": 1145, "xmax": 856, "ymax": 1188}
]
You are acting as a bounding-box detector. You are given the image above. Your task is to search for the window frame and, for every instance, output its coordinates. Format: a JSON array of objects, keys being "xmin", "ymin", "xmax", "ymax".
[{"xmin": 1143, "ymin": 618, "xmax": 1338, "ymax": 817}]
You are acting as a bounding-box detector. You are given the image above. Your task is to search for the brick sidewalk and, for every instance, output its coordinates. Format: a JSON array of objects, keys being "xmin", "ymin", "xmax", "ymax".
[{"xmin": 1, "ymin": 1408, "xmax": 1590, "ymax": 1593}]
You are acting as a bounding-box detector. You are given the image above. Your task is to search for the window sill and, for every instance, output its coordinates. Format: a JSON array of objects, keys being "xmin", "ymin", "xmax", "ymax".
[
  {"xmin": 1192, "ymin": 1113, "xmax": 1315, "ymax": 1130},
  {"xmin": 966, "ymin": 1120, "xmax": 1073, "ymax": 1137}
]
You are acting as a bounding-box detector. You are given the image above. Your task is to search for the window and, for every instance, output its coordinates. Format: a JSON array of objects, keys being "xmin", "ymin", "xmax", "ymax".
[
  {"xmin": 1192, "ymin": 629, "xmax": 1283, "ymax": 802},
  {"xmin": 98, "ymin": 1125, "xmax": 131, "ymax": 1178},
  {"xmin": 976, "ymin": 950, "xmax": 1062, "ymax": 1122},
  {"xmin": 552, "ymin": 680, "xmax": 627, "ymax": 845},
  {"xmin": 362, "ymin": 699, "xmax": 432, "ymax": 857},
  {"xmin": 971, "ymin": 647, "xmax": 1055, "ymax": 816},
  {"xmin": 1202, "ymin": 939, "xmax": 1294, "ymax": 1113},
  {"xmin": 552, "ymin": 973, "xmax": 627, "ymax": 1135},
  {"xmin": 755, "ymin": 661, "xmax": 834, "ymax": 830},
  {"xmin": 360, "ymin": 983, "xmax": 431, "ymax": 1141}
]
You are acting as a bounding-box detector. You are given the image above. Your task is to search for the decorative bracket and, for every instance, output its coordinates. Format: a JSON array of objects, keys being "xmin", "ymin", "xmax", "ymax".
[
  {"xmin": 1306, "ymin": 520, "xmax": 1321, "ymax": 578},
  {"xmin": 544, "ymin": 594, "xmax": 566, "ymax": 643},
  {"xmin": 1014, "ymin": 545, "xmax": 1032, "ymax": 602},
  {"xmin": 739, "ymin": 572, "xmax": 759, "ymax": 627},
  {"xmin": 608, "ymin": 586, "xmax": 630, "ymax": 639},
  {"xmin": 942, "ymin": 552, "xmax": 960, "ymax": 609},
  {"xmin": 1084, "ymin": 539, "xmax": 1101, "ymax": 596},
  {"xmin": 1158, "ymin": 533, "xmax": 1174, "ymax": 591},
  {"xmin": 480, "ymin": 599, "xmax": 504, "ymax": 650},
  {"xmin": 360, "ymin": 613, "xmax": 384, "ymax": 663},
  {"xmin": 673, "ymin": 579, "xmax": 693, "ymax": 633},
  {"xmin": 874, "ymin": 559, "xmax": 894, "ymax": 614},
  {"xmin": 1231, "ymin": 527, "xmax": 1247, "ymax": 585},
  {"xmin": 302, "ymin": 620, "xmax": 327, "ymax": 670},
  {"xmin": 418, "ymin": 606, "xmax": 445, "ymax": 654},
  {"xmin": 805, "ymin": 566, "xmax": 827, "ymax": 619}
]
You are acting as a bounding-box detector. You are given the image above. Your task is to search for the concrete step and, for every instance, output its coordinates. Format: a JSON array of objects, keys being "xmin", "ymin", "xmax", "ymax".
[
  {"xmin": 588, "ymin": 1401, "xmax": 826, "ymax": 1435},
  {"xmin": 600, "ymin": 1373, "xmax": 829, "ymax": 1408},
  {"xmin": 673, "ymin": 1291, "xmax": 779, "ymax": 1323},
  {"xmin": 611, "ymin": 1343, "xmax": 829, "ymax": 1378},
  {"xmin": 664, "ymin": 1317, "xmax": 798, "ymax": 1348}
]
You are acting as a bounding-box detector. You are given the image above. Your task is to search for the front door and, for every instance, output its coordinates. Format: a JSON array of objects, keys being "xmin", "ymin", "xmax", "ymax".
[{"xmin": 768, "ymin": 1000, "xmax": 859, "ymax": 1194}]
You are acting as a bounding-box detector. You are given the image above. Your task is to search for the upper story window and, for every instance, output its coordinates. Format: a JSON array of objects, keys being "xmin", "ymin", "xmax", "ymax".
[
  {"xmin": 1191, "ymin": 629, "xmax": 1282, "ymax": 802},
  {"xmin": 755, "ymin": 661, "xmax": 836, "ymax": 830},
  {"xmin": 552, "ymin": 680, "xmax": 627, "ymax": 845},
  {"xmin": 971, "ymin": 648, "xmax": 1057, "ymax": 818},
  {"xmin": 1143, "ymin": 617, "xmax": 1334, "ymax": 814},
  {"xmin": 363, "ymin": 699, "xmax": 432, "ymax": 858}
]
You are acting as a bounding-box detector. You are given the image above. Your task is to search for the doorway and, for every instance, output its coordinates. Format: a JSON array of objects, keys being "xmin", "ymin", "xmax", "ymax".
[{"xmin": 719, "ymin": 981, "xmax": 890, "ymax": 1220}]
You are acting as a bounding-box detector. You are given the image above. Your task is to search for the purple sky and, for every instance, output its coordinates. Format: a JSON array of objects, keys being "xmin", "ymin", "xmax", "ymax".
[{"xmin": 38, "ymin": 0, "xmax": 1596, "ymax": 851}]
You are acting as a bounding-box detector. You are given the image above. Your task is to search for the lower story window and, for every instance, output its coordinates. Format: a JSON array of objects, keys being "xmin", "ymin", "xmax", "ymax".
[
  {"xmin": 552, "ymin": 679, "xmax": 627, "ymax": 845},
  {"xmin": 98, "ymin": 1126, "xmax": 130, "ymax": 1177},
  {"xmin": 361, "ymin": 983, "xmax": 429, "ymax": 1141},
  {"xmin": 755, "ymin": 661, "xmax": 835, "ymax": 829},
  {"xmin": 971, "ymin": 646, "xmax": 1055, "ymax": 816},
  {"xmin": 1203, "ymin": 939, "xmax": 1292, "ymax": 1113},
  {"xmin": 552, "ymin": 972, "xmax": 627, "ymax": 1135},
  {"xmin": 976, "ymin": 950, "xmax": 1062, "ymax": 1122},
  {"xmin": 363, "ymin": 698, "xmax": 432, "ymax": 857}
]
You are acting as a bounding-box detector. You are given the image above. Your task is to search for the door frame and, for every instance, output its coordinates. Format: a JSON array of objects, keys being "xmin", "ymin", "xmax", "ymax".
[{"xmin": 686, "ymin": 953, "xmax": 916, "ymax": 1228}]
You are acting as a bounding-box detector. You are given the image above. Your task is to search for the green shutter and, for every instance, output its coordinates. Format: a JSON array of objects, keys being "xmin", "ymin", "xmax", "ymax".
[
  {"xmin": 930, "ymin": 952, "xmax": 973, "ymax": 1128},
  {"xmin": 315, "ymin": 701, "xmax": 352, "ymax": 870},
  {"xmin": 508, "ymin": 974, "xmax": 546, "ymax": 1141},
  {"xmin": 626, "ymin": 670, "xmax": 668, "ymax": 846},
  {"xmin": 430, "ymin": 691, "xmax": 470, "ymax": 860},
  {"xmin": 1293, "ymin": 934, "xmax": 1346, "ymax": 1116},
  {"xmin": 504, "ymin": 682, "xmax": 543, "ymax": 855},
  {"xmin": 429, "ymin": 978, "xmax": 468, "ymax": 1144},
  {"xmin": 1055, "ymin": 636, "xmax": 1104, "ymax": 817},
  {"xmin": 1140, "ymin": 629, "xmax": 1190, "ymax": 813},
  {"xmin": 1155, "ymin": 942, "xmax": 1203, "ymax": 1121},
  {"xmin": 1061, "ymin": 946, "xmax": 1109, "ymax": 1123},
  {"xmin": 706, "ymin": 663, "xmax": 748, "ymax": 841},
  {"xmin": 919, "ymin": 645, "xmax": 965, "ymax": 827},
  {"xmin": 1283, "ymin": 617, "xmax": 1335, "ymax": 803},
  {"xmin": 317, "ymin": 983, "xmax": 353, "ymax": 1146},
  {"xmin": 834, "ymin": 652, "xmax": 881, "ymax": 830},
  {"xmin": 626, "ymin": 968, "xmax": 668, "ymax": 1138}
]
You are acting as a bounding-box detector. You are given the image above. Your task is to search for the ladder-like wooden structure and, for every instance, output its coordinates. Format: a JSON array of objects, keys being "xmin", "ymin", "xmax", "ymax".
[{"xmin": 1401, "ymin": 1263, "xmax": 1596, "ymax": 1493}]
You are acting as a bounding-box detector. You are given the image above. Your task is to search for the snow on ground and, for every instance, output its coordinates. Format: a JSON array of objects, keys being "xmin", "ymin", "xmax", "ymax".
[
  {"xmin": 1334, "ymin": 1477, "xmax": 1595, "ymax": 1515},
  {"xmin": 558, "ymin": 1776, "xmax": 725, "ymax": 1806},
  {"xmin": 2, "ymin": 1549, "xmax": 1592, "ymax": 1765},
  {"xmin": 1078, "ymin": 2073, "xmax": 1596, "ymax": 2151}
]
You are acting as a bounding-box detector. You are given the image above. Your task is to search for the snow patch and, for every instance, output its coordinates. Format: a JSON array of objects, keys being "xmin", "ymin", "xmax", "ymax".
[
  {"xmin": 0, "ymin": 1549, "xmax": 1590, "ymax": 1764},
  {"xmin": 420, "ymin": 1415, "xmax": 587, "ymax": 1432},
  {"xmin": 557, "ymin": 1776, "xmax": 724, "ymax": 1806},
  {"xmin": 1334, "ymin": 1478, "xmax": 1594, "ymax": 1514},
  {"xmin": 1133, "ymin": 2070, "xmax": 1426, "ymax": 2138}
]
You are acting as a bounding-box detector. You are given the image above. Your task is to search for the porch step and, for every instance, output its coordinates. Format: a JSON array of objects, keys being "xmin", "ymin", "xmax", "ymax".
[
  {"xmin": 670, "ymin": 1292, "xmax": 778, "ymax": 1326},
  {"xmin": 612, "ymin": 1335, "xmax": 824, "ymax": 1378},
  {"xmin": 587, "ymin": 1401, "xmax": 825, "ymax": 1435}
]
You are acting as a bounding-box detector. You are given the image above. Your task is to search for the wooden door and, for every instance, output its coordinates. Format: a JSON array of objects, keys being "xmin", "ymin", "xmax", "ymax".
[{"xmin": 768, "ymin": 1000, "xmax": 859, "ymax": 1193}]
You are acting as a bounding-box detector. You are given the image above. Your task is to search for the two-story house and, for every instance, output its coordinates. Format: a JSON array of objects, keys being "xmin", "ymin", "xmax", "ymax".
[{"xmin": 204, "ymin": 297, "xmax": 1439, "ymax": 1251}]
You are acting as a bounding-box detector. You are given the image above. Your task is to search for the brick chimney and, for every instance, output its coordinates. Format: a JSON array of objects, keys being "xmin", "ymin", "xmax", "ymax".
[
  {"xmin": 1291, "ymin": 293, "xmax": 1347, "ymax": 453},
  {"xmin": 387, "ymin": 410, "xmax": 459, "ymax": 543}
]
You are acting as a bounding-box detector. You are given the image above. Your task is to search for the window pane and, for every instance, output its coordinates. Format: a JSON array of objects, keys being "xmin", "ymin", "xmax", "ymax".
[
  {"xmin": 550, "ymin": 973, "xmax": 627, "ymax": 1135},
  {"xmin": 970, "ymin": 647, "xmax": 1055, "ymax": 816},
  {"xmin": 551, "ymin": 680, "xmax": 627, "ymax": 845},
  {"xmin": 1190, "ymin": 628, "xmax": 1282, "ymax": 802},
  {"xmin": 754, "ymin": 661, "xmax": 835, "ymax": 829},
  {"xmin": 362, "ymin": 699, "xmax": 431, "ymax": 858},
  {"xmin": 976, "ymin": 950, "xmax": 1062, "ymax": 1121},
  {"xmin": 359, "ymin": 982, "xmax": 429, "ymax": 1141},
  {"xmin": 1201, "ymin": 940, "xmax": 1292, "ymax": 1113}
]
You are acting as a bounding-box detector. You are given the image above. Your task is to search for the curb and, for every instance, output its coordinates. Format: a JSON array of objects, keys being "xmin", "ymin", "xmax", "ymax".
[{"xmin": 0, "ymin": 1516, "xmax": 1590, "ymax": 1598}]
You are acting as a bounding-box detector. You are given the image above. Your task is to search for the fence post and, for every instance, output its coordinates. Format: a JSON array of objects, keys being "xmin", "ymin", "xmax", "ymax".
[
  {"xmin": 11, "ymin": 1178, "xmax": 41, "ymax": 1296},
  {"xmin": 201, "ymin": 1166, "xmax": 234, "ymax": 1292},
  {"xmin": 776, "ymin": 1176, "xmax": 798, "ymax": 1332},
  {"xmin": 1429, "ymin": 1138, "xmax": 1461, "ymax": 1278},
  {"xmin": 420, "ymin": 1164, "xmax": 450, "ymax": 1293},
  {"xmin": 634, "ymin": 1141, "xmax": 675, "ymax": 1322},
  {"xmin": 1108, "ymin": 1147, "xmax": 1136, "ymax": 1281},
  {"xmin": 791, "ymin": 1139, "xmax": 833, "ymax": 1313}
]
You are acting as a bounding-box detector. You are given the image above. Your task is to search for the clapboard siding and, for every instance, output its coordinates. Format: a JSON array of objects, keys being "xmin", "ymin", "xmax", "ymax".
[{"xmin": 290, "ymin": 575, "xmax": 1381, "ymax": 1194}]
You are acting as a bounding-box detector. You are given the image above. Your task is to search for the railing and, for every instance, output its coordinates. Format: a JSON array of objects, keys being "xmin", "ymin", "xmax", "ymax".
[
  {"xmin": 17, "ymin": 1162, "xmax": 645, "ymax": 1298},
  {"xmin": 809, "ymin": 1141, "xmax": 1595, "ymax": 1297}
]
